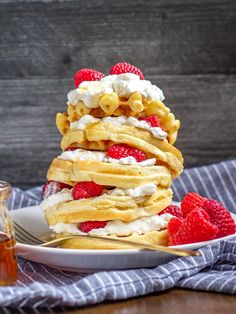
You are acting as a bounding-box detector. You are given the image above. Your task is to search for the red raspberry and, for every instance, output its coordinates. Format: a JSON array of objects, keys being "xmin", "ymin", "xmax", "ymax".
[
  {"xmin": 110, "ymin": 62, "xmax": 144, "ymax": 80},
  {"xmin": 168, "ymin": 209, "xmax": 219, "ymax": 246},
  {"xmin": 79, "ymin": 221, "xmax": 107, "ymax": 233},
  {"xmin": 72, "ymin": 182, "xmax": 104, "ymax": 200},
  {"xmin": 107, "ymin": 144, "xmax": 147, "ymax": 162},
  {"xmin": 65, "ymin": 146, "xmax": 78, "ymax": 151},
  {"xmin": 202, "ymin": 200, "xmax": 236, "ymax": 238},
  {"xmin": 42, "ymin": 181, "xmax": 71, "ymax": 199},
  {"xmin": 73, "ymin": 68, "xmax": 105, "ymax": 88},
  {"xmin": 168, "ymin": 217, "xmax": 182, "ymax": 245},
  {"xmin": 181, "ymin": 192, "xmax": 207, "ymax": 217},
  {"xmin": 140, "ymin": 115, "xmax": 162, "ymax": 128},
  {"xmin": 159, "ymin": 205, "xmax": 183, "ymax": 218}
]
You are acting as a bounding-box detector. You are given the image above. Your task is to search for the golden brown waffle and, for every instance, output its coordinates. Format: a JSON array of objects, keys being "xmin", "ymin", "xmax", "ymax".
[
  {"xmin": 41, "ymin": 73, "xmax": 184, "ymax": 250},
  {"xmin": 47, "ymin": 158, "xmax": 172, "ymax": 188},
  {"xmin": 43, "ymin": 187, "xmax": 172, "ymax": 225},
  {"xmin": 59, "ymin": 122, "xmax": 183, "ymax": 177},
  {"xmin": 56, "ymin": 230, "xmax": 168, "ymax": 249},
  {"xmin": 58, "ymin": 92, "xmax": 180, "ymax": 144}
]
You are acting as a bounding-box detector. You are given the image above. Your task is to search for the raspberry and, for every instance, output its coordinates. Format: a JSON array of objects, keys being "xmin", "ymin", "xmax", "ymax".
[
  {"xmin": 168, "ymin": 217, "xmax": 182, "ymax": 245},
  {"xmin": 159, "ymin": 205, "xmax": 183, "ymax": 218},
  {"xmin": 72, "ymin": 182, "xmax": 104, "ymax": 200},
  {"xmin": 181, "ymin": 192, "xmax": 207, "ymax": 217},
  {"xmin": 168, "ymin": 209, "xmax": 219, "ymax": 246},
  {"xmin": 140, "ymin": 115, "xmax": 162, "ymax": 128},
  {"xmin": 79, "ymin": 221, "xmax": 107, "ymax": 233},
  {"xmin": 107, "ymin": 144, "xmax": 147, "ymax": 162},
  {"xmin": 202, "ymin": 200, "xmax": 236, "ymax": 238},
  {"xmin": 42, "ymin": 181, "xmax": 71, "ymax": 199},
  {"xmin": 73, "ymin": 68, "xmax": 105, "ymax": 88},
  {"xmin": 65, "ymin": 146, "xmax": 78, "ymax": 151},
  {"xmin": 110, "ymin": 62, "xmax": 144, "ymax": 80}
]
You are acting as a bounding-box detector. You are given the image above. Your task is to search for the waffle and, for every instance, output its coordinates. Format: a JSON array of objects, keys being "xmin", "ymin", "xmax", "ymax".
[
  {"xmin": 59, "ymin": 122, "xmax": 183, "ymax": 177},
  {"xmin": 58, "ymin": 92, "xmax": 180, "ymax": 144},
  {"xmin": 47, "ymin": 158, "xmax": 172, "ymax": 188},
  {"xmin": 56, "ymin": 230, "xmax": 168, "ymax": 249},
  {"xmin": 43, "ymin": 187, "xmax": 173, "ymax": 225},
  {"xmin": 41, "ymin": 70, "xmax": 184, "ymax": 250}
]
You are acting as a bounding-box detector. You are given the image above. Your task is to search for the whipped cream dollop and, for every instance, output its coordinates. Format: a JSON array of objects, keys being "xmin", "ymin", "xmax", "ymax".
[
  {"xmin": 50, "ymin": 213, "xmax": 172, "ymax": 237},
  {"xmin": 67, "ymin": 80, "xmax": 113, "ymax": 109},
  {"xmin": 104, "ymin": 156, "xmax": 156, "ymax": 166},
  {"xmin": 41, "ymin": 189, "xmax": 73, "ymax": 210},
  {"xmin": 67, "ymin": 73, "xmax": 164, "ymax": 108},
  {"xmin": 127, "ymin": 117, "xmax": 167, "ymax": 140},
  {"xmin": 69, "ymin": 114, "xmax": 167, "ymax": 140},
  {"xmin": 59, "ymin": 148, "xmax": 156, "ymax": 166},
  {"xmin": 60, "ymin": 148, "xmax": 106, "ymax": 162},
  {"xmin": 41, "ymin": 182, "xmax": 157, "ymax": 210},
  {"xmin": 109, "ymin": 183, "xmax": 157, "ymax": 197},
  {"xmin": 70, "ymin": 115, "xmax": 99, "ymax": 130},
  {"xmin": 101, "ymin": 116, "xmax": 128, "ymax": 125}
]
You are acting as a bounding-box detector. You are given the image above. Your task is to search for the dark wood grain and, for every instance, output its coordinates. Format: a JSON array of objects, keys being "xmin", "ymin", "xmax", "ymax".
[
  {"xmin": 0, "ymin": 75, "xmax": 235, "ymax": 188},
  {"xmin": 64, "ymin": 289, "xmax": 236, "ymax": 314},
  {"xmin": 5, "ymin": 289, "xmax": 236, "ymax": 313},
  {"xmin": 0, "ymin": 0, "xmax": 235, "ymax": 78},
  {"xmin": 0, "ymin": 0, "xmax": 236, "ymax": 188}
]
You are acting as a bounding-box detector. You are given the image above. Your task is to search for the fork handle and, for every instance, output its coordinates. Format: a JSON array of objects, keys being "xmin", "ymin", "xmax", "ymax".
[{"xmin": 39, "ymin": 234, "xmax": 200, "ymax": 257}]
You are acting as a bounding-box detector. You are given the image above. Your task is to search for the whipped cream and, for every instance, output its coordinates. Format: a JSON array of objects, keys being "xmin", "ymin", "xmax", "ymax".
[
  {"xmin": 50, "ymin": 213, "xmax": 172, "ymax": 237},
  {"xmin": 67, "ymin": 81, "xmax": 113, "ymax": 108},
  {"xmin": 41, "ymin": 189, "xmax": 73, "ymax": 209},
  {"xmin": 58, "ymin": 148, "xmax": 156, "ymax": 166},
  {"xmin": 59, "ymin": 149, "xmax": 106, "ymax": 162},
  {"xmin": 127, "ymin": 117, "xmax": 167, "ymax": 140},
  {"xmin": 70, "ymin": 115, "xmax": 99, "ymax": 130},
  {"xmin": 109, "ymin": 183, "xmax": 157, "ymax": 197},
  {"xmin": 69, "ymin": 114, "xmax": 167, "ymax": 140},
  {"xmin": 67, "ymin": 73, "xmax": 164, "ymax": 108},
  {"xmin": 101, "ymin": 116, "xmax": 128, "ymax": 125},
  {"xmin": 41, "ymin": 182, "xmax": 157, "ymax": 210},
  {"xmin": 104, "ymin": 156, "xmax": 156, "ymax": 166},
  {"xmin": 70, "ymin": 115, "xmax": 127, "ymax": 130}
]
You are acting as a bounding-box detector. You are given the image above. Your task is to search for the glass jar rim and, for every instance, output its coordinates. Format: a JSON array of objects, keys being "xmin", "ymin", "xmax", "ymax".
[{"xmin": 0, "ymin": 181, "xmax": 11, "ymax": 200}]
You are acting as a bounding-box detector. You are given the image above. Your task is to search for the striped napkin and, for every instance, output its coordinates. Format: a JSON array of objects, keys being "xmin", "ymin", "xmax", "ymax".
[{"xmin": 0, "ymin": 159, "xmax": 235, "ymax": 307}]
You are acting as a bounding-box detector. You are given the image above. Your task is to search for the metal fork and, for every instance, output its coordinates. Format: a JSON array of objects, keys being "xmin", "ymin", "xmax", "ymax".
[
  {"xmin": 13, "ymin": 221, "xmax": 44, "ymax": 245},
  {"xmin": 13, "ymin": 220, "xmax": 200, "ymax": 257}
]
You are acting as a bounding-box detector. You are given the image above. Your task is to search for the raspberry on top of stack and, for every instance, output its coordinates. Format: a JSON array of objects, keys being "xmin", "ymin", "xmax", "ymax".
[{"xmin": 41, "ymin": 62, "xmax": 186, "ymax": 249}]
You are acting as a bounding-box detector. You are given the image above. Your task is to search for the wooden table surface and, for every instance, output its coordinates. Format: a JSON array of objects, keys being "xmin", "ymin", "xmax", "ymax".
[
  {"xmin": 5, "ymin": 288, "xmax": 236, "ymax": 313},
  {"xmin": 52, "ymin": 289, "xmax": 236, "ymax": 314}
]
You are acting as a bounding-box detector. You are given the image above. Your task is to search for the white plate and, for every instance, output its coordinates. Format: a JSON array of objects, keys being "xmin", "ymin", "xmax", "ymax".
[{"xmin": 10, "ymin": 204, "xmax": 236, "ymax": 273}]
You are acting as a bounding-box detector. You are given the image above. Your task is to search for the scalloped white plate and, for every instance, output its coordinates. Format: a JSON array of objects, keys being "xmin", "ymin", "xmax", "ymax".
[{"xmin": 10, "ymin": 203, "xmax": 236, "ymax": 273}]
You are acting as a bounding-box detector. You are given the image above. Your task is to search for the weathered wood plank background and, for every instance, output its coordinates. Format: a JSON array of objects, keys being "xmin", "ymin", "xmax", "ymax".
[{"xmin": 0, "ymin": 0, "xmax": 235, "ymax": 188}]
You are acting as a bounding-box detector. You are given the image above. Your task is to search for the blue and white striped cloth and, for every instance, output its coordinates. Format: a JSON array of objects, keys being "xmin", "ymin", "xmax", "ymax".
[{"xmin": 1, "ymin": 159, "xmax": 236, "ymax": 307}]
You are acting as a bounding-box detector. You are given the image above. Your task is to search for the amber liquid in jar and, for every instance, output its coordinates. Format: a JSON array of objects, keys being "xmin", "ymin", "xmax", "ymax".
[
  {"xmin": 0, "ymin": 181, "xmax": 18, "ymax": 285},
  {"xmin": 0, "ymin": 232, "xmax": 18, "ymax": 286}
]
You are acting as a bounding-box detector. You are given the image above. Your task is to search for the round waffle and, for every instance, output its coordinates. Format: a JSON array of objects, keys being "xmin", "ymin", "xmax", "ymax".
[
  {"xmin": 43, "ymin": 187, "xmax": 173, "ymax": 225},
  {"xmin": 47, "ymin": 158, "xmax": 172, "ymax": 188},
  {"xmin": 59, "ymin": 121, "xmax": 183, "ymax": 177},
  {"xmin": 56, "ymin": 230, "xmax": 168, "ymax": 249},
  {"xmin": 63, "ymin": 92, "xmax": 180, "ymax": 144}
]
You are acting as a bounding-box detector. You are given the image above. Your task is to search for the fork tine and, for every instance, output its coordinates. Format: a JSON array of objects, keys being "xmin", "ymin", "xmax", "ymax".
[
  {"xmin": 13, "ymin": 221, "xmax": 43, "ymax": 245},
  {"xmin": 15, "ymin": 232, "xmax": 35, "ymax": 245},
  {"xmin": 13, "ymin": 221, "xmax": 43, "ymax": 244},
  {"xmin": 14, "ymin": 226, "xmax": 40, "ymax": 245},
  {"xmin": 14, "ymin": 226, "xmax": 42, "ymax": 245}
]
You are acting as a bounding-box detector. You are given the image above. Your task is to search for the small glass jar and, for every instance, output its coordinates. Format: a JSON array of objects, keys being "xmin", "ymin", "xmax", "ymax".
[{"xmin": 0, "ymin": 181, "xmax": 18, "ymax": 285}]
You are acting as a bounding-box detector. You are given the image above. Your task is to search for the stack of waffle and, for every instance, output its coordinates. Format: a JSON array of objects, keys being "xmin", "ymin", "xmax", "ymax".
[{"xmin": 41, "ymin": 64, "xmax": 184, "ymax": 249}]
